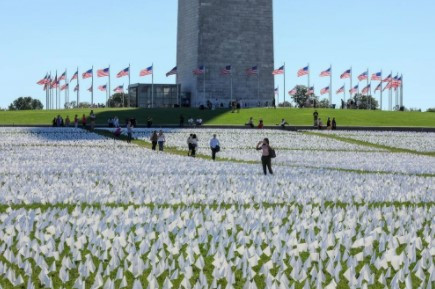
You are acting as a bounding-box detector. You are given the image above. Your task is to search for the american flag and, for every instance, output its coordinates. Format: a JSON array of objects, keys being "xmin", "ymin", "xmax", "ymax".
[
  {"xmin": 220, "ymin": 65, "xmax": 232, "ymax": 75},
  {"xmin": 375, "ymin": 83, "xmax": 382, "ymax": 91},
  {"xmin": 193, "ymin": 65, "xmax": 205, "ymax": 75},
  {"xmin": 288, "ymin": 86, "xmax": 297, "ymax": 95},
  {"xmin": 246, "ymin": 66, "xmax": 258, "ymax": 76},
  {"xmin": 98, "ymin": 85, "xmax": 107, "ymax": 91},
  {"xmin": 274, "ymin": 87, "xmax": 279, "ymax": 95},
  {"xmin": 272, "ymin": 65, "xmax": 284, "ymax": 75},
  {"xmin": 362, "ymin": 84, "xmax": 371, "ymax": 94},
  {"xmin": 60, "ymin": 83, "xmax": 69, "ymax": 91},
  {"xmin": 87, "ymin": 85, "xmax": 93, "ymax": 92},
  {"xmin": 114, "ymin": 85, "xmax": 124, "ymax": 93},
  {"xmin": 74, "ymin": 84, "xmax": 79, "ymax": 92},
  {"xmin": 166, "ymin": 66, "xmax": 177, "ymax": 77},
  {"xmin": 82, "ymin": 69, "xmax": 93, "ymax": 79},
  {"xmin": 340, "ymin": 69, "xmax": 351, "ymax": 79},
  {"xmin": 320, "ymin": 86, "xmax": 330, "ymax": 95},
  {"xmin": 37, "ymin": 74, "xmax": 48, "ymax": 85},
  {"xmin": 320, "ymin": 67, "xmax": 331, "ymax": 77},
  {"xmin": 392, "ymin": 75, "xmax": 401, "ymax": 88},
  {"xmin": 139, "ymin": 66, "xmax": 153, "ymax": 77},
  {"xmin": 97, "ymin": 67, "xmax": 110, "ymax": 77},
  {"xmin": 358, "ymin": 71, "xmax": 368, "ymax": 81},
  {"xmin": 305, "ymin": 86, "xmax": 314, "ymax": 95},
  {"xmin": 297, "ymin": 66, "xmax": 309, "ymax": 77},
  {"xmin": 371, "ymin": 72, "xmax": 382, "ymax": 81},
  {"xmin": 336, "ymin": 85, "xmax": 345, "ymax": 94},
  {"xmin": 117, "ymin": 67, "xmax": 129, "ymax": 78},
  {"xmin": 59, "ymin": 71, "xmax": 66, "ymax": 81},
  {"xmin": 382, "ymin": 73, "xmax": 392, "ymax": 82},
  {"xmin": 384, "ymin": 82, "xmax": 393, "ymax": 91},
  {"xmin": 349, "ymin": 84, "xmax": 359, "ymax": 94},
  {"xmin": 71, "ymin": 71, "xmax": 78, "ymax": 81},
  {"xmin": 51, "ymin": 75, "xmax": 59, "ymax": 88}
]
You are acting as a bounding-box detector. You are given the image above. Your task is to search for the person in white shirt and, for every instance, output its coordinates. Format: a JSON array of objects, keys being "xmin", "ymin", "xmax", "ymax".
[
  {"xmin": 190, "ymin": 134, "xmax": 198, "ymax": 157},
  {"xmin": 209, "ymin": 134, "xmax": 220, "ymax": 161},
  {"xmin": 157, "ymin": 130, "xmax": 166, "ymax": 151}
]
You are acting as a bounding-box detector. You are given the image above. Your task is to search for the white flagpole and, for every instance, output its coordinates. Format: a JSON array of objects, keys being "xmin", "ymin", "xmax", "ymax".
[
  {"xmin": 400, "ymin": 74, "xmax": 403, "ymax": 108},
  {"xmin": 380, "ymin": 69, "xmax": 383, "ymax": 110},
  {"xmin": 329, "ymin": 65, "xmax": 332, "ymax": 107},
  {"xmin": 283, "ymin": 63, "xmax": 286, "ymax": 107},
  {"xmin": 91, "ymin": 66, "xmax": 94, "ymax": 107},
  {"xmin": 128, "ymin": 64, "xmax": 131, "ymax": 107},
  {"xmin": 152, "ymin": 63, "xmax": 154, "ymax": 108},
  {"xmin": 108, "ymin": 65, "xmax": 111, "ymax": 108},
  {"xmin": 77, "ymin": 67, "xmax": 80, "ymax": 107}
]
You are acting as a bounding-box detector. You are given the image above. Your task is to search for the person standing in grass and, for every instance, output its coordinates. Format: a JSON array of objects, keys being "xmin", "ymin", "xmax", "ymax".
[
  {"xmin": 81, "ymin": 114, "xmax": 87, "ymax": 129},
  {"xmin": 150, "ymin": 131, "xmax": 158, "ymax": 150},
  {"xmin": 332, "ymin": 118, "xmax": 337, "ymax": 130},
  {"xmin": 313, "ymin": 110, "xmax": 319, "ymax": 127},
  {"xmin": 65, "ymin": 116, "xmax": 71, "ymax": 127},
  {"xmin": 190, "ymin": 134, "xmax": 198, "ymax": 157},
  {"xmin": 256, "ymin": 138, "xmax": 274, "ymax": 175},
  {"xmin": 126, "ymin": 121, "xmax": 133, "ymax": 143},
  {"xmin": 157, "ymin": 130, "xmax": 166, "ymax": 151},
  {"xmin": 74, "ymin": 115, "xmax": 78, "ymax": 128},
  {"xmin": 209, "ymin": 134, "xmax": 220, "ymax": 161},
  {"xmin": 89, "ymin": 110, "xmax": 96, "ymax": 130},
  {"xmin": 187, "ymin": 134, "xmax": 193, "ymax": 156}
]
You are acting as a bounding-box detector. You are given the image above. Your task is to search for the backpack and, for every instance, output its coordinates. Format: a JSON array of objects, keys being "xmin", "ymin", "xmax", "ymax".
[{"xmin": 269, "ymin": 147, "xmax": 276, "ymax": 158}]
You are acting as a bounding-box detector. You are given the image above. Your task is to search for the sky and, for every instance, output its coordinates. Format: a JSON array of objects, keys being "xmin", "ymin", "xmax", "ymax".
[{"xmin": 0, "ymin": 0, "xmax": 434, "ymax": 110}]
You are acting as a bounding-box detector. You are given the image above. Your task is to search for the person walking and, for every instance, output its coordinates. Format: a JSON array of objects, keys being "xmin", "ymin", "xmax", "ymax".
[
  {"xmin": 209, "ymin": 134, "xmax": 220, "ymax": 161},
  {"xmin": 150, "ymin": 131, "xmax": 158, "ymax": 150},
  {"xmin": 126, "ymin": 120, "xmax": 133, "ymax": 143},
  {"xmin": 256, "ymin": 138, "xmax": 274, "ymax": 175},
  {"xmin": 157, "ymin": 130, "xmax": 166, "ymax": 151},
  {"xmin": 190, "ymin": 134, "xmax": 198, "ymax": 157}
]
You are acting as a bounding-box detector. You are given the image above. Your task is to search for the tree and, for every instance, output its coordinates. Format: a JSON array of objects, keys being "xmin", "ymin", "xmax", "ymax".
[
  {"xmin": 318, "ymin": 98, "xmax": 330, "ymax": 108},
  {"xmin": 353, "ymin": 94, "xmax": 379, "ymax": 110},
  {"xmin": 278, "ymin": 101, "xmax": 293, "ymax": 108},
  {"xmin": 291, "ymin": 85, "xmax": 317, "ymax": 108},
  {"xmin": 108, "ymin": 93, "xmax": 128, "ymax": 108},
  {"xmin": 8, "ymin": 97, "xmax": 43, "ymax": 110}
]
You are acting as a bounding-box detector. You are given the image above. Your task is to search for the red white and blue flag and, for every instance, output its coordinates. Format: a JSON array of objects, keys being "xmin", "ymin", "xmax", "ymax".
[
  {"xmin": 358, "ymin": 71, "xmax": 368, "ymax": 81},
  {"xmin": 349, "ymin": 84, "xmax": 359, "ymax": 94},
  {"xmin": 74, "ymin": 84, "xmax": 79, "ymax": 92},
  {"xmin": 193, "ymin": 65, "xmax": 205, "ymax": 75},
  {"xmin": 59, "ymin": 71, "xmax": 67, "ymax": 81},
  {"xmin": 297, "ymin": 66, "xmax": 309, "ymax": 77},
  {"xmin": 60, "ymin": 83, "xmax": 69, "ymax": 91},
  {"xmin": 98, "ymin": 85, "xmax": 107, "ymax": 91},
  {"xmin": 220, "ymin": 65, "xmax": 232, "ymax": 75},
  {"xmin": 320, "ymin": 86, "xmax": 330, "ymax": 95},
  {"xmin": 320, "ymin": 67, "xmax": 331, "ymax": 77},
  {"xmin": 383, "ymin": 73, "xmax": 392, "ymax": 82},
  {"xmin": 51, "ymin": 75, "xmax": 59, "ymax": 88},
  {"xmin": 117, "ymin": 67, "xmax": 129, "ymax": 78},
  {"xmin": 288, "ymin": 86, "xmax": 297, "ymax": 95},
  {"xmin": 246, "ymin": 66, "xmax": 258, "ymax": 76},
  {"xmin": 97, "ymin": 67, "xmax": 110, "ymax": 77},
  {"xmin": 71, "ymin": 71, "xmax": 78, "ymax": 81},
  {"xmin": 82, "ymin": 69, "xmax": 93, "ymax": 79},
  {"xmin": 113, "ymin": 85, "xmax": 124, "ymax": 93},
  {"xmin": 371, "ymin": 72, "xmax": 382, "ymax": 81},
  {"xmin": 375, "ymin": 83, "xmax": 382, "ymax": 91},
  {"xmin": 140, "ymin": 65, "xmax": 153, "ymax": 77},
  {"xmin": 336, "ymin": 85, "xmax": 345, "ymax": 94},
  {"xmin": 37, "ymin": 74, "xmax": 48, "ymax": 85},
  {"xmin": 362, "ymin": 84, "xmax": 371, "ymax": 94},
  {"xmin": 166, "ymin": 66, "xmax": 177, "ymax": 77},
  {"xmin": 305, "ymin": 86, "xmax": 314, "ymax": 95},
  {"xmin": 392, "ymin": 75, "xmax": 401, "ymax": 88},
  {"xmin": 272, "ymin": 65, "xmax": 284, "ymax": 75},
  {"xmin": 340, "ymin": 69, "xmax": 351, "ymax": 79}
]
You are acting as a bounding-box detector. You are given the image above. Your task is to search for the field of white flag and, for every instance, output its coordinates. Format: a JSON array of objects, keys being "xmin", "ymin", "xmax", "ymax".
[{"xmin": 0, "ymin": 127, "xmax": 434, "ymax": 289}]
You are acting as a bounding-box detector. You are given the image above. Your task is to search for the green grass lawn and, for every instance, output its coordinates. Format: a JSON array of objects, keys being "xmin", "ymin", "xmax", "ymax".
[{"xmin": 1, "ymin": 107, "xmax": 434, "ymax": 127}]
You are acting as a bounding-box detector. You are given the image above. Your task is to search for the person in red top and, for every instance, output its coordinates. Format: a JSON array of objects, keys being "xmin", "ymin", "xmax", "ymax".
[
  {"xmin": 258, "ymin": 119, "xmax": 264, "ymax": 129},
  {"xmin": 81, "ymin": 114, "xmax": 87, "ymax": 129},
  {"xmin": 256, "ymin": 138, "xmax": 273, "ymax": 175}
]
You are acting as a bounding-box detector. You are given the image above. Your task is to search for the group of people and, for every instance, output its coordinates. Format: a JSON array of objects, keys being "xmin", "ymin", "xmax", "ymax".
[
  {"xmin": 149, "ymin": 130, "xmax": 166, "ymax": 151},
  {"xmin": 51, "ymin": 110, "xmax": 96, "ymax": 130},
  {"xmin": 313, "ymin": 110, "xmax": 337, "ymax": 130}
]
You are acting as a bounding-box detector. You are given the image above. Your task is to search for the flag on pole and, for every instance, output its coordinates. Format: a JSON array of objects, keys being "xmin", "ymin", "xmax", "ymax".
[
  {"xmin": 220, "ymin": 65, "xmax": 232, "ymax": 75},
  {"xmin": 71, "ymin": 70, "xmax": 78, "ymax": 81},
  {"xmin": 320, "ymin": 67, "xmax": 331, "ymax": 77},
  {"xmin": 371, "ymin": 72, "xmax": 382, "ymax": 81},
  {"xmin": 74, "ymin": 84, "xmax": 79, "ymax": 92},
  {"xmin": 383, "ymin": 82, "xmax": 393, "ymax": 91},
  {"xmin": 349, "ymin": 84, "xmax": 359, "ymax": 94},
  {"xmin": 340, "ymin": 69, "xmax": 352, "ymax": 79},
  {"xmin": 382, "ymin": 73, "xmax": 392, "ymax": 82},
  {"xmin": 166, "ymin": 66, "xmax": 177, "ymax": 77},
  {"xmin": 320, "ymin": 86, "xmax": 330, "ymax": 95},
  {"xmin": 392, "ymin": 75, "xmax": 401, "ymax": 88},
  {"xmin": 375, "ymin": 83, "xmax": 382, "ymax": 91},
  {"xmin": 113, "ymin": 85, "xmax": 124, "ymax": 93},
  {"xmin": 288, "ymin": 86, "xmax": 297, "ymax": 95},
  {"xmin": 98, "ymin": 85, "xmax": 107, "ymax": 91},
  {"xmin": 358, "ymin": 71, "xmax": 368, "ymax": 81},
  {"xmin": 297, "ymin": 66, "xmax": 309, "ymax": 77},
  {"xmin": 246, "ymin": 66, "xmax": 258, "ymax": 76},
  {"xmin": 139, "ymin": 66, "xmax": 153, "ymax": 76},
  {"xmin": 87, "ymin": 85, "xmax": 93, "ymax": 92},
  {"xmin": 51, "ymin": 75, "xmax": 59, "ymax": 88},
  {"xmin": 60, "ymin": 83, "xmax": 69, "ymax": 91},
  {"xmin": 272, "ymin": 65, "xmax": 284, "ymax": 75},
  {"xmin": 305, "ymin": 86, "xmax": 314, "ymax": 95},
  {"xmin": 59, "ymin": 71, "xmax": 67, "ymax": 81},
  {"xmin": 116, "ymin": 67, "xmax": 129, "ymax": 78},
  {"xmin": 37, "ymin": 74, "xmax": 48, "ymax": 85},
  {"xmin": 193, "ymin": 65, "xmax": 205, "ymax": 75},
  {"xmin": 336, "ymin": 85, "xmax": 345, "ymax": 94},
  {"xmin": 362, "ymin": 84, "xmax": 371, "ymax": 94},
  {"xmin": 97, "ymin": 67, "xmax": 110, "ymax": 77},
  {"xmin": 82, "ymin": 69, "xmax": 93, "ymax": 79}
]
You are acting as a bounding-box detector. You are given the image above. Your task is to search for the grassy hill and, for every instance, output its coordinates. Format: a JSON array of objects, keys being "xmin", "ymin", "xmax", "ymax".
[{"xmin": 0, "ymin": 107, "xmax": 434, "ymax": 127}]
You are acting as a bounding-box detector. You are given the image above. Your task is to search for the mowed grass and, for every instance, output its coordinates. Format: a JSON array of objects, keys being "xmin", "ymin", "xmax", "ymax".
[{"xmin": 0, "ymin": 107, "xmax": 434, "ymax": 127}]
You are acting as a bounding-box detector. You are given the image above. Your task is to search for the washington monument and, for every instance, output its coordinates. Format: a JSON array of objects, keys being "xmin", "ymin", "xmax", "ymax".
[{"xmin": 177, "ymin": 0, "xmax": 274, "ymax": 107}]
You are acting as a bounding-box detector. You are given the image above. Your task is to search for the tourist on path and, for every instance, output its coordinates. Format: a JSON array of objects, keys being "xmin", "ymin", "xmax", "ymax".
[
  {"xmin": 81, "ymin": 114, "xmax": 87, "ymax": 128},
  {"xmin": 150, "ymin": 131, "xmax": 158, "ymax": 151},
  {"xmin": 209, "ymin": 134, "xmax": 220, "ymax": 161},
  {"xmin": 126, "ymin": 121, "xmax": 133, "ymax": 143},
  {"xmin": 256, "ymin": 138, "xmax": 274, "ymax": 175},
  {"xmin": 157, "ymin": 130, "xmax": 166, "ymax": 151}
]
